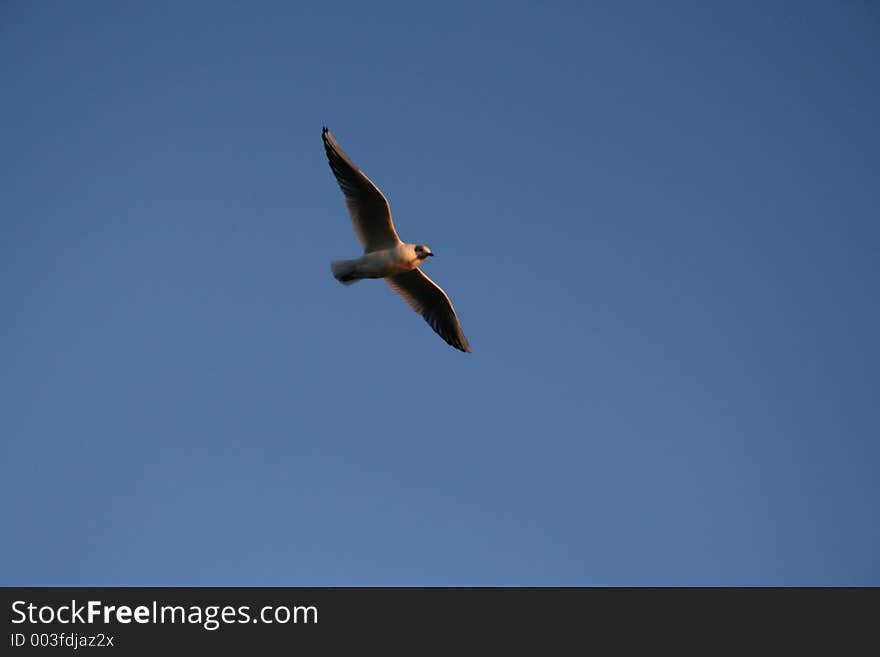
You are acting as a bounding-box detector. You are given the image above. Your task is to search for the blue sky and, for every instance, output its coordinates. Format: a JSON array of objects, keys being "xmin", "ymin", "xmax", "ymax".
[{"xmin": 1, "ymin": 1, "xmax": 877, "ymax": 585}]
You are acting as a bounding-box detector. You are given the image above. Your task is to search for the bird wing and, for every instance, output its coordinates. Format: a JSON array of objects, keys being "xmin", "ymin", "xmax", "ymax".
[
  {"xmin": 385, "ymin": 269, "xmax": 471, "ymax": 353},
  {"xmin": 322, "ymin": 127, "xmax": 401, "ymax": 253}
]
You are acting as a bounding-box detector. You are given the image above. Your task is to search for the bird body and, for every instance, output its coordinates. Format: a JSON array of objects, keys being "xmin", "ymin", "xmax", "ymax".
[
  {"xmin": 331, "ymin": 243, "xmax": 428, "ymax": 284},
  {"xmin": 322, "ymin": 127, "xmax": 471, "ymax": 353}
]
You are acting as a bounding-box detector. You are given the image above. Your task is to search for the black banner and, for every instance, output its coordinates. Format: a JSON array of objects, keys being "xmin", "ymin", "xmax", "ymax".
[{"xmin": 2, "ymin": 588, "xmax": 875, "ymax": 652}]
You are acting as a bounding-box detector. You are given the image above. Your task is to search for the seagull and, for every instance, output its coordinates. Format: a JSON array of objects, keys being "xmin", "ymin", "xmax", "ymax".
[{"xmin": 322, "ymin": 127, "xmax": 471, "ymax": 353}]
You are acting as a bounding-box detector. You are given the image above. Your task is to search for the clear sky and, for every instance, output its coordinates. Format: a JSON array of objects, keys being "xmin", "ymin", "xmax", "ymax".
[{"xmin": 2, "ymin": 1, "xmax": 877, "ymax": 585}]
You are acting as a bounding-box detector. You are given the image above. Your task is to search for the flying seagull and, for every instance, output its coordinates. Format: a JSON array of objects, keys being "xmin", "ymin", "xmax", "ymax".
[{"xmin": 322, "ymin": 127, "xmax": 471, "ymax": 353}]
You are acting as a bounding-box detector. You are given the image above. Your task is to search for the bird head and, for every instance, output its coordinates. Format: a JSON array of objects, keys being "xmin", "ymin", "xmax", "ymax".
[{"xmin": 414, "ymin": 244, "xmax": 434, "ymax": 261}]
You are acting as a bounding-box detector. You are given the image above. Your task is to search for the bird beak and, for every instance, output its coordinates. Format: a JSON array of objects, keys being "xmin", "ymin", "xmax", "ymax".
[{"xmin": 426, "ymin": 252, "xmax": 435, "ymax": 257}]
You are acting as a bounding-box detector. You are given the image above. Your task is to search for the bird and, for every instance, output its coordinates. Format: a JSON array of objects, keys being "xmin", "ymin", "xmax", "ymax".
[{"xmin": 322, "ymin": 126, "xmax": 471, "ymax": 353}]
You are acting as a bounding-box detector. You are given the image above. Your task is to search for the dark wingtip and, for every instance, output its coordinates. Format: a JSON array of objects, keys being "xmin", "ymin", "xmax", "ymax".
[{"xmin": 449, "ymin": 335, "xmax": 471, "ymax": 353}]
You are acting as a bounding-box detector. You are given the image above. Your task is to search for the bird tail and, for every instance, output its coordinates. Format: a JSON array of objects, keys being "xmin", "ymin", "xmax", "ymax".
[{"xmin": 331, "ymin": 259, "xmax": 361, "ymax": 285}]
